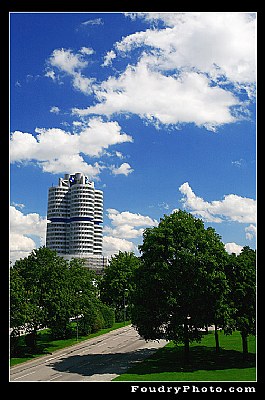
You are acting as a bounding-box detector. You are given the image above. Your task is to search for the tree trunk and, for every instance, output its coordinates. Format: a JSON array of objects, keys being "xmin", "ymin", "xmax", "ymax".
[
  {"xmin": 214, "ymin": 323, "xmax": 220, "ymax": 353},
  {"xmin": 184, "ymin": 321, "xmax": 190, "ymax": 362},
  {"xmin": 241, "ymin": 332, "xmax": 248, "ymax": 360}
]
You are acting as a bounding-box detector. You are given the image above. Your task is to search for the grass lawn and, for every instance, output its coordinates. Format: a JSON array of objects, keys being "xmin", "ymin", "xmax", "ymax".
[
  {"xmin": 10, "ymin": 321, "xmax": 131, "ymax": 367},
  {"xmin": 113, "ymin": 331, "xmax": 256, "ymax": 382}
]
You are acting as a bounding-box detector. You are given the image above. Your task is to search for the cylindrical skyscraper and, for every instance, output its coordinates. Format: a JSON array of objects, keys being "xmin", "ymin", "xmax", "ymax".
[{"xmin": 46, "ymin": 172, "xmax": 105, "ymax": 273}]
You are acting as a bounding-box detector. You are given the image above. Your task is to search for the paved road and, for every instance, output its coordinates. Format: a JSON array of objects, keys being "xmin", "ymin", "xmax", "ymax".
[{"xmin": 10, "ymin": 325, "xmax": 168, "ymax": 382}]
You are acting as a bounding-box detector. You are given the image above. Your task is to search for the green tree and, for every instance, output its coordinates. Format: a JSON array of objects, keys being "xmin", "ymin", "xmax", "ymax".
[
  {"xmin": 10, "ymin": 248, "xmax": 112, "ymax": 343},
  {"xmin": 10, "ymin": 247, "xmax": 63, "ymax": 348},
  {"xmin": 67, "ymin": 258, "xmax": 105, "ymax": 337},
  {"xmin": 196, "ymin": 228, "xmax": 233, "ymax": 353},
  {"xmin": 132, "ymin": 210, "xmax": 229, "ymax": 358},
  {"xmin": 10, "ymin": 268, "xmax": 28, "ymax": 355},
  {"xmin": 99, "ymin": 251, "xmax": 140, "ymax": 322},
  {"xmin": 10, "ymin": 267, "xmax": 27, "ymax": 332},
  {"xmin": 226, "ymin": 246, "xmax": 256, "ymax": 358},
  {"xmin": 42, "ymin": 254, "xmax": 75, "ymax": 339}
]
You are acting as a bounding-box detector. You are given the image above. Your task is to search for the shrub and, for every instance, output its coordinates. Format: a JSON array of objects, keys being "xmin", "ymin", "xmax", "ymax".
[{"xmin": 100, "ymin": 303, "xmax": 115, "ymax": 328}]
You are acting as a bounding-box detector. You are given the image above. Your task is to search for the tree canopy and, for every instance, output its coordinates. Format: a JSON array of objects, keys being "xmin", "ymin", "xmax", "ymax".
[
  {"xmin": 225, "ymin": 246, "xmax": 256, "ymax": 357},
  {"xmin": 10, "ymin": 247, "xmax": 114, "ymax": 353},
  {"xmin": 131, "ymin": 210, "xmax": 256, "ymax": 357},
  {"xmin": 99, "ymin": 251, "xmax": 140, "ymax": 322}
]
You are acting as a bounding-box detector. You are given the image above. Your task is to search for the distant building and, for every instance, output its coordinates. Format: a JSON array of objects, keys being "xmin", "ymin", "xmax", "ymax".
[{"xmin": 46, "ymin": 172, "xmax": 107, "ymax": 274}]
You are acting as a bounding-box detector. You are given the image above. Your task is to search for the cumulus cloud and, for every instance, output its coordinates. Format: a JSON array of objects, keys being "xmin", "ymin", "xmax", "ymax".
[
  {"xmin": 104, "ymin": 208, "xmax": 157, "ymax": 244},
  {"xmin": 245, "ymin": 224, "xmax": 256, "ymax": 240},
  {"xmin": 80, "ymin": 46, "xmax": 94, "ymax": 55},
  {"xmin": 10, "ymin": 206, "xmax": 47, "ymax": 263},
  {"xmin": 123, "ymin": 12, "xmax": 256, "ymax": 84},
  {"xmin": 103, "ymin": 208, "xmax": 158, "ymax": 256},
  {"xmin": 73, "ymin": 64, "xmax": 239, "ymax": 130},
  {"xmin": 73, "ymin": 12, "xmax": 255, "ymax": 130},
  {"xmin": 102, "ymin": 50, "xmax": 117, "ymax": 67},
  {"xmin": 224, "ymin": 242, "xmax": 243, "ymax": 255},
  {"xmin": 103, "ymin": 236, "xmax": 137, "ymax": 257},
  {"xmin": 106, "ymin": 209, "xmax": 158, "ymax": 232},
  {"xmin": 179, "ymin": 182, "xmax": 256, "ymax": 224},
  {"xmin": 48, "ymin": 48, "xmax": 88, "ymax": 74},
  {"xmin": 44, "ymin": 13, "xmax": 255, "ymax": 131},
  {"xmin": 77, "ymin": 118, "xmax": 133, "ymax": 157},
  {"xmin": 110, "ymin": 162, "xmax": 134, "ymax": 176},
  {"xmin": 46, "ymin": 47, "xmax": 95, "ymax": 95},
  {"xmin": 10, "ymin": 118, "xmax": 133, "ymax": 178},
  {"xmin": 50, "ymin": 106, "xmax": 60, "ymax": 114}
]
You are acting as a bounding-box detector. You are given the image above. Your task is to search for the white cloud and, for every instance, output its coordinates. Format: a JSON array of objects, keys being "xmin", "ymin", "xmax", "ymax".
[
  {"xmin": 10, "ymin": 118, "xmax": 133, "ymax": 178},
  {"xmin": 103, "ymin": 236, "xmax": 136, "ymax": 257},
  {"xmin": 46, "ymin": 13, "xmax": 255, "ymax": 131},
  {"xmin": 224, "ymin": 242, "xmax": 243, "ymax": 255},
  {"xmin": 43, "ymin": 13, "xmax": 256, "ymax": 133},
  {"xmin": 80, "ymin": 46, "xmax": 94, "ymax": 55},
  {"xmin": 72, "ymin": 12, "xmax": 255, "ymax": 130},
  {"xmin": 115, "ymin": 151, "xmax": 124, "ymax": 159},
  {"xmin": 104, "ymin": 208, "xmax": 157, "ymax": 239},
  {"xmin": 231, "ymin": 158, "xmax": 245, "ymax": 168},
  {"xmin": 78, "ymin": 118, "xmax": 133, "ymax": 157},
  {"xmin": 50, "ymin": 106, "xmax": 60, "ymax": 114},
  {"xmin": 102, "ymin": 50, "xmax": 116, "ymax": 67},
  {"xmin": 74, "ymin": 63, "xmax": 239, "ymax": 130},
  {"xmin": 179, "ymin": 182, "xmax": 256, "ymax": 224},
  {"xmin": 46, "ymin": 48, "xmax": 95, "ymax": 95},
  {"xmin": 10, "ymin": 206, "xmax": 47, "ymax": 238},
  {"xmin": 72, "ymin": 72, "xmax": 94, "ymax": 95},
  {"xmin": 107, "ymin": 208, "xmax": 158, "ymax": 230},
  {"xmin": 10, "ymin": 233, "xmax": 36, "ymax": 264},
  {"xmin": 11, "ymin": 202, "xmax": 25, "ymax": 209},
  {"xmin": 41, "ymin": 155, "xmax": 102, "ymax": 177},
  {"xmin": 103, "ymin": 208, "xmax": 158, "ymax": 257},
  {"xmin": 81, "ymin": 18, "xmax": 103, "ymax": 26},
  {"xmin": 110, "ymin": 162, "xmax": 134, "ymax": 176},
  {"xmin": 121, "ymin": 12, "xmax": 256, "ymax": 85},
  {"xmin": 48, "ymin": 48, "xmax": 88, "ymax": 75},
  {"xmin": 10, "ymin": 206, "xmax": 47, "ymax": 263},
  {"xmin": 245, "ymin": 224, "xmax": 256, "ymax": 240}
]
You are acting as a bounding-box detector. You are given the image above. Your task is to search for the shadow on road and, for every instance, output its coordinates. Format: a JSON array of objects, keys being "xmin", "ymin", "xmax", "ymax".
[{"xmin": 48, "ymin": 348, "xmax": 158, "ymax": 378}]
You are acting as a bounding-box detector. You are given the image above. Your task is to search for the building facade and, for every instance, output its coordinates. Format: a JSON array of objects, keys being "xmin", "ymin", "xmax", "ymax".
[{"xmin": 46, "ymin": 172, "xmax": 106, "ymax": 273}]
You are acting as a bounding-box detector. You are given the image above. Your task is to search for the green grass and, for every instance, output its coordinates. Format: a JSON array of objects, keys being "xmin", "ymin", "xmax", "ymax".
[
  {"xmin": 113, "ymin": 331, "xmax": 256, "ymax": 381},
  {"xmin": 10, "ymin": 320, "xmax": 131, "ymax": 367}
]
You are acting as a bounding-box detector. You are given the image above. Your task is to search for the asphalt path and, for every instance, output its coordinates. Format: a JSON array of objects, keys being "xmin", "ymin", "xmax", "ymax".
[{"xmin": 10, "ymin": 325, "xmax": 168, "ymax": 382}]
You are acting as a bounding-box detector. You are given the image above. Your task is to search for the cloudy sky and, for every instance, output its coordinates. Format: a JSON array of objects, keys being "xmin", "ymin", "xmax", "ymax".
[{"xmin": 10, "ymin": 12, "xmax": 256, "ymax": 263}]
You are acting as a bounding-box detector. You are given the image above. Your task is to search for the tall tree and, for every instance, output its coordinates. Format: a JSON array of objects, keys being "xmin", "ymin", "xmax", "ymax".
[
  {"xmin": 66, "ymin": 258, "xmax": 108, "ymax": 336},
  {"xmin": 99, "ymin": 251, "xmax": 140, "ymax": 322},
  {"xmin": 10, "ymin": 267, "xmax": 27, "ymax": 333},
  {"xmin": 132, "ymin": 210, "xmax": 229, "ymax": 358},
  {"xmin": 41, "ymin": 253, "xmax": 75, "ymax": 339},
  {"xmin": 11, "ymin": 247, "xmax": 63, "ymax": 346},
  {"xmin": 10, "ymin": 247, "xmax": 111, "ymax": 342},
  {"xmin": 196, "ymin": 228, "xmax": 232, "ymax": 353},
  {"xmin": 225, "ymin": 246, "xmax": 256, "ymax": 358}
]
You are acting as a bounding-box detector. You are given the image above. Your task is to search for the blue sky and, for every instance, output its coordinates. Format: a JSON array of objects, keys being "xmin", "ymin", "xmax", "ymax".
[{"xmin": 10, "ymin": 12, "xmax": 256, "ymax": 262}]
